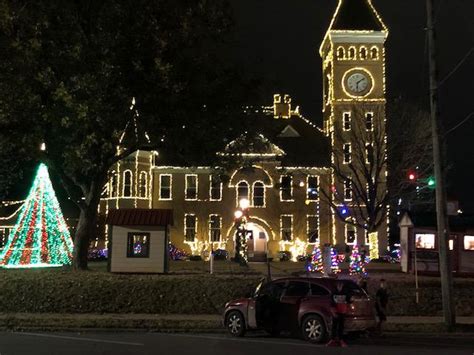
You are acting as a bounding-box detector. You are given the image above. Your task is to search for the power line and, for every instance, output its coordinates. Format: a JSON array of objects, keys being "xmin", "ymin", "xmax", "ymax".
[
  {"xmin": 439, "ymin": 46, "xmax": 474, "ymax": 87},
  {"xmin": 445, "ymin": 111, "xmax": 474, "ymax": 136}
]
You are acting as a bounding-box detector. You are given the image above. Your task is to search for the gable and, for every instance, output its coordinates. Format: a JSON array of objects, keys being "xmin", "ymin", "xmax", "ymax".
[{"xmin": 278, "ymin": 125, "xmax": 301, "ymax": 138}]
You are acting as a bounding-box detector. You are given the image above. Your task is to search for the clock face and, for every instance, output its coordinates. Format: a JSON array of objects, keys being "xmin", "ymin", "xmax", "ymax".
[{"xmin": 343, "ymin": 69, "xmax": 373, "ymax": 97}]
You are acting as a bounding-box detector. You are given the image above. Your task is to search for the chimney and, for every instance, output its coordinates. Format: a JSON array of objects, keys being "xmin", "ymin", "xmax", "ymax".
[{"xmin": 273, "ymin": 94, "xmax": 291, "ymax": 119}]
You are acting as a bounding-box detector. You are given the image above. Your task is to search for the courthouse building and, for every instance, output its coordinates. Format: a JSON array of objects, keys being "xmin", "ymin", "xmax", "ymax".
[{"xmin": 99, "ymin": 0, "xmax": 390, "ymax": 261}]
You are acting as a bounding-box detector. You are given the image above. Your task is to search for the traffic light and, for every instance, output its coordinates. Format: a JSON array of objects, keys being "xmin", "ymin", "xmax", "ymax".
[{"xmin": 427, "ymin": 176, "xmax": 436, "ymax": 188}]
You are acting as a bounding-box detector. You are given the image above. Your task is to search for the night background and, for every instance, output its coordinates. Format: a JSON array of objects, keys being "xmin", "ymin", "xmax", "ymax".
[
  {"xmin": 230, "ymin": 0, "xmax": 474, "ymax": 211},
  {"xmin": 5, "ymin": 0, "xmax": 474, "ymax": 215}
]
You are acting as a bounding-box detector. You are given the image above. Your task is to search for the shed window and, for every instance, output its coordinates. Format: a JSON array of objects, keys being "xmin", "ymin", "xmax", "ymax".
[
  {"xmin": 127, "ymin": 233, "xmax": 150, "ymax": 258},
  {"xmin": 415, "ymin": 233, "xmax": 435, "ymax": 249},
  {"xmin": 464, "ymin": 236, "xmax": 474, "ymax": 251}
]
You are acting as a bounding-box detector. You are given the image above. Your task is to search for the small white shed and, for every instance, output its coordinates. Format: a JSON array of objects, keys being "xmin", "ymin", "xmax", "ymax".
[{"xmin": 106, "ymin": 209, "xmax": 173, "ymax": 273}]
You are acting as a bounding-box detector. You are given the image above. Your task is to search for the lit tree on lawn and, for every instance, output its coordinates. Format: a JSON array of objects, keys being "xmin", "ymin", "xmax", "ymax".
[
  {"xmin": 349, "ymin": 245, "xmax": 367, "ymax": 276},
  {"xmin": 330, "ymin": 247, "xmax": 340, "ymax": 274},
  {"xmin": 307, "ymin": 243, "xmax": 323, "ymax": 273},
  {"xmin": 0, "ymin": 164, "xmax": 74, "ymax": 268}
]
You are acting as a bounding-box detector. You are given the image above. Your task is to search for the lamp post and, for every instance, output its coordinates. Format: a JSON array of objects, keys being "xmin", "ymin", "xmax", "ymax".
[{"xmin": 234, "ymin": 198, "xmax": 249, "ymax": 266}]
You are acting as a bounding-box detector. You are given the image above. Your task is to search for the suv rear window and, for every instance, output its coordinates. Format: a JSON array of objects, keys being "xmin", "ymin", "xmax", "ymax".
[
  {"xmin": 285, "ymin": 281, "xmax": 310, "ymax": 297},
  {"xmin": 342, "ymin": 281, "xmax": 366, "ymax": 297},
  {"xmin": 310, "ymin": 283, "xmax": 330, "ymax": 296}
]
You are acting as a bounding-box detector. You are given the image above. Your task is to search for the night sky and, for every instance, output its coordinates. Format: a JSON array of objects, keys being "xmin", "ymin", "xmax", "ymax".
[{"xmin": 230, "ymin": 0, "xmax": 474, "ymax": 212}]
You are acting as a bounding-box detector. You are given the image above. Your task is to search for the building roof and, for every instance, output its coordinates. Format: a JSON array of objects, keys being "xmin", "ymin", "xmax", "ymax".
[
  {"xmin": 106, "ymin": 209, "xmax": 173, "ymax": 226},
  {"xmin": 331, "ymin": 0, "xmax": 386, "ymax": 32},
  {"xmin": 155, "ymin": 103, "xmax": 330, "ymax": 168},
  {"xmin": 400, "ymin": 211, "xmax": 474, "ymax": 233},
  {"xmin": 118, "ymin": 98, "xmax": 153, "ymax": 151}
]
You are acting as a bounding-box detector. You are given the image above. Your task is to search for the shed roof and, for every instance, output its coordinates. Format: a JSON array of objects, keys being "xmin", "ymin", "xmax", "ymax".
[{"xmin": 106, "ymin": 209, "xmax": 173, "ymax": 226}]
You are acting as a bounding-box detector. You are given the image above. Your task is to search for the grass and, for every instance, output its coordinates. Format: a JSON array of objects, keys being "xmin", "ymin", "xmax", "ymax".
[{"xmin": 0, "ymin": 260, "xmax": 472, "ymax": 316}]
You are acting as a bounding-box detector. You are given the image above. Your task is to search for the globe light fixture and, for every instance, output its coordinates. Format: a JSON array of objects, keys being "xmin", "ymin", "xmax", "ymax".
[{"xmin": 239, "ymin": 198, "xmax": 250, "ymax": 210}]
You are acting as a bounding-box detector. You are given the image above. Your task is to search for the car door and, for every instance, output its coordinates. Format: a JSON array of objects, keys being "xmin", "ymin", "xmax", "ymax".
[
  {"xmin": 253, "ymin": 280, "xmax": 286, "ymax": 329},
  {"xmin": 279, "ymin": 281, "xmax": 311, "ymax": 331}
]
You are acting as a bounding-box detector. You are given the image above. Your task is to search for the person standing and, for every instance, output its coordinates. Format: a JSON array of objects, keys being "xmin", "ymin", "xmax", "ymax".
[
  {"xmin": 375, "ymin": 278, "xmax": 389, "ymax": 335},
  {"xmin": 327, "ymin": 281, "xmax": 350, "ymax": 347}
]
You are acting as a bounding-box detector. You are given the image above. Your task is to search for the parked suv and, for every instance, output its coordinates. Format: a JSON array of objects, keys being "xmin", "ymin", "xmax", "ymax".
[{"xmin": 223, "ymin": 277, "xmax": 375, "ymax": 343}]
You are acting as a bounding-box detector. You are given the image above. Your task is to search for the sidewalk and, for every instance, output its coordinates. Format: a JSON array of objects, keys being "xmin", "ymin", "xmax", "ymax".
[{"xmin": 1, "ymin": 313, "xmax": 473, "ymax": 332}]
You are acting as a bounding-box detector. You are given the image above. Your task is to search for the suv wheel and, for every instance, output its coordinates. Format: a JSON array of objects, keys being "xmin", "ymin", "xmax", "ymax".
[
  {"xmin": 301, "ymin": 314, "xmax": 327, "ymax": 343},
  {"xmin": 225, "ymin": 311, "xmax": 246, "ymax": 337}
]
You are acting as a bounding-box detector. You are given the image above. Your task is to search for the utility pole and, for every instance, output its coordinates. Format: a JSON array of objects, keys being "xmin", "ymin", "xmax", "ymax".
[{"xmin": 426, "ymin": 0, "xmax": 456, "ymax": 330}]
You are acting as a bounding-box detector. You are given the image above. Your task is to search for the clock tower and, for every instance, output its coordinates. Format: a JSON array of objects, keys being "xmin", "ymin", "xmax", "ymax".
[{"xmin": 320, "ymin": 0, "xmax": 389, "ymax": 255}]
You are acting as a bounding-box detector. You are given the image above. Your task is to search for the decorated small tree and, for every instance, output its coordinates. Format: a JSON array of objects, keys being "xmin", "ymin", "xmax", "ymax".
[
  {"xmin": 307, "ymin": 243, "xmax": 323, "ymax": 273},
  {"xmin": 330, "ymin": 247, "xmax": 340, "ymax": 274},
  {"xmin": 0, "ymin": 164, "xmax": 74, "ymax": 268},
  {"xmin": 349, "ymin": 245, "xmax": 367, "ymax": 276}
]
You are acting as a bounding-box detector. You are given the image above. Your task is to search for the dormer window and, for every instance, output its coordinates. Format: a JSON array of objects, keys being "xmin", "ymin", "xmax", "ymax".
[
  {"xmin": 360, "ymin": 46, "xmax": 368, "ymax": 60},
  {"xmin": 123, "ymin": 170, "xmax": 132, "ymax": 197},
  {"xmin": 370, "ymin": 46, "xmax": 379, "ymax": 60},
  {"xmin": 337, "ymin": 46, "xmax": 345, "ymax": 59},
  {"xmin": 348, "ymin": 46, "xmax": 356, "ymax": 60}
]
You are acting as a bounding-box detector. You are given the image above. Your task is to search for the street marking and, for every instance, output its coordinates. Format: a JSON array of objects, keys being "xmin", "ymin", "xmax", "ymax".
[
  {"xmin": 160, "ymin": 333, "xmax": 320, "ymax": 348},
  {"xmin": 15, "ymin": 332, "xmax": 144, "ymax": 346}
]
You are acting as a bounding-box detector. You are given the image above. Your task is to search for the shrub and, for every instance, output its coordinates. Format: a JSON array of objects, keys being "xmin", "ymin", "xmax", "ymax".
[
  {"xmin": 277, "ymin": 251, "xmax": 292, "ymax": 261},
  {"xmin": 213, "ymin": 249, "xmax": 228, "ymax": 261},
  {"xmin": 0, "ymin": 270, "xmax": 260, "ymax": 314}
]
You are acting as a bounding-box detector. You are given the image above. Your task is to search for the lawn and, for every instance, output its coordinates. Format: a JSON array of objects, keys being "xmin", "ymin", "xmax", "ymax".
[{"xmin": 0, "ymin": 260, "xmax": 472, "ymax": 316}]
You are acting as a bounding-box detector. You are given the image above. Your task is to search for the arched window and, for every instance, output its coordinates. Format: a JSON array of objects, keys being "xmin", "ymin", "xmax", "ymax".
[
  {"xmin": 237, "ymin": 181, "xmax": 249, "ymax": 204},
  {"xmin": 348, "ymin": 46, "xmax": 356, "ymax": 59},
  {"xmin": 138, "ymin": 171, "xmax": 147, "ymax": 198},
  {"xmin": 110, "ymin": 171, "xmax": 118, "ymax": 197},
  {"xmin": 252, "ymin": 182, "xmax": 265, "ymax": 207},
  {"xmin": 123, "ymin": 170, "xmax": 132, "ymax": 197},
  {"xmin": 360, "ymin": 46, "xmax": 367, "ymax": 60},
  {"xmin": 370, "ymin": 46, "xmax": 379, "ymax": 60},
  {"xmin": 337, "ymin": 46, "xmax": 345, "ymax": 59}
]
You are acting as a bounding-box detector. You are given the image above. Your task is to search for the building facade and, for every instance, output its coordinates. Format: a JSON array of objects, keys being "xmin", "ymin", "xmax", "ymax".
[{"xmin": 99, "ymin": 0, "xmax": 389, "ymax": 261}]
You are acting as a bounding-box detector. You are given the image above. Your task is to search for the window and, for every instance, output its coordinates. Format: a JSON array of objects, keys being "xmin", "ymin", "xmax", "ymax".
[
  {"xmin": 343, "ymin": 143, "xmax": 351, "ymax": 164},
  {"xmin": 346, "ymin": 224, "xmax": 356, "ymax": 245},
  {"xmin": 370, "ymin": 46, "xmax": 379, "ymax": 60},
  {"xmin": 159, "ymin": 174, "xmax": 172, "ymax": 200},
  {"xmin": 252, "ymin": 182, "xmax": 265, "ymax": 207},
  {"xmin": 185, "ymin": 174, "xmax": 198, "ymax": 200},
  {"xmin": 127, "ymin": 233, "xmax": 150, "ymax": 258},
  {"xmin": 415, "ymin": 233, "xmax": 435, "ymax": 249},
  {"xmin": 307, "ymin": 215, "xmax": 319, "ymax": 243},
  {"xmin": 138, "ymin": 171, "xmax": 147, "ymax": 198},
  {"xmin": 123, "ymin": 170, "xmax": 132, "ymax": 197},
  {"xmin": 307, "ymin": 176, "xmax": 319, "ymax": 200},
  {"xmin": 237, "ymin": 181, "xmax": 249, "ymax": 203},
  {"xmin": 360, "ymin": 46, "xmax": 368, "ymax": 60},
  {"xmin": 337, "ymin": 46, "xmax": 345, "ymax": 59},
  {"xmin": 343, "ymin": 112, "xmax": 351, "ymax": 131},
  {"xmin": 365, "ymin": 112, "xmax": 374, "ymax": 131},
  {"xmin": 280, "ymin": 215, "xmax": 293, "ymax": 241},
  {"xmin": 185, "ymin": 214, "xmax": 197, "ymax": 242},
  {"xmin": 210, "ymin": 175, "xmax": 222, "ymax": 201},
  {"xmin": 464, "ymin": 236, "xmax": 474, "ymax": 251},
  {"xmin": 310, "ymin": 284, "xmax": 330, "ymax": 296},
  {"xmin": 348, "ymin": 46, "xmax": 356, "ymax": 59},
  {"xmin": 110, "ymin": 171, "xmax": 118, "ymax": 197},
  {"xmin": 280, "ymin": 175, "xmax": 293, "ymax": 201},
  {"xmin": 209, "ymin": 215, "xmax": 221, "ymax": 242},
  {"xmin": 285, "ymin": 281, "xmax": 310, "ymax": 297},
  {"xmin": 344, "ymin": 178, "xmax": 352, "ymax": 201},
  {"xmin": 365, "ymin": 143, "xmax": 374, "ymax": 164}
]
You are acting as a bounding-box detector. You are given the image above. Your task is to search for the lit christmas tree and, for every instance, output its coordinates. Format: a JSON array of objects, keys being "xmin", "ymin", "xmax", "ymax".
[
  {"xmin": 0, "ymin": 164, "xmax": 74, "ymax": 268},
  {"xmin": 330, "ymin": 247, "xmax": 340, "ymax": 274},
  {"xmin": 307, "ymin": 243, "xmax": 323, "ymax": 273},
  {"xmin": 349, "ymin": 245, "xmax": 367, "ymax": 276}
]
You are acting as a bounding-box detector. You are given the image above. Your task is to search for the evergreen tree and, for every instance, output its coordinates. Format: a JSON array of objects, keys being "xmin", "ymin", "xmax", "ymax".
[
  {"xmin": 0, "ymin": 164, "xmax": 74, "ymax": 268},
  {"xmin": 349, "ymin": 245, "xmax": 367, "ymax": 275},
  {"xmin": 307, "ymin": 243, "xmax": 323, "ymax": 273}
]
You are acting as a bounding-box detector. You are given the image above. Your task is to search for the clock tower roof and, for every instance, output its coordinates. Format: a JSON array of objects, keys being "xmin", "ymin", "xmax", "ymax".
[{"xmin": 329, "ymin": 0, "xmax": 387, "ymax": 32}]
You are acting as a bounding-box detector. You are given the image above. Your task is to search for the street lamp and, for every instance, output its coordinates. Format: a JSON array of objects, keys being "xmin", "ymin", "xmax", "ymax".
[{"xmin": 234, "ymin": 198, "xmax": 250, "ymax": 266}]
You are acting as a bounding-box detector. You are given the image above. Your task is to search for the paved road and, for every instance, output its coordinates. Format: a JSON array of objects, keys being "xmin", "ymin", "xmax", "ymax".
[{"xmin": 0, "ymin": 331, "xmax": 472, "ymax": 355}]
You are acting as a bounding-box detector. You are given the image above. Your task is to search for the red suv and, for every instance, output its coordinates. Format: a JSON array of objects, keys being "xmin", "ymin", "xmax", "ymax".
[{"xmin": 223, "ymin": 277, "xmax": 375, "ymax": 343}]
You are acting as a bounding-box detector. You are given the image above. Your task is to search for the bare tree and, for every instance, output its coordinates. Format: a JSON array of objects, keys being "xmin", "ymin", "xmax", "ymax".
[{"xmin": 321, "ymin": 100, "xmax": 433, "ymax": 251}]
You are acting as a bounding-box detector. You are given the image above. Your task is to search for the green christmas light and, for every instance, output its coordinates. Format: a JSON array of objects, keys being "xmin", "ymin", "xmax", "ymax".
[
  {"xmin": 0, "ymin": 163, "xmax": 74, "ymax": 268},
  {"xmin": 427, "ymin": 177, "xmax": 435, "ymax": 188}
]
